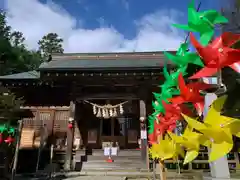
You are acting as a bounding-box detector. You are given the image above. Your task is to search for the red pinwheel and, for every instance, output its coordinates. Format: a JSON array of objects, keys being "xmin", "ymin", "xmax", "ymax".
[
  {"xmin": 162, "ymin": 101, "xmax": 194, "ymax": 118},
  {"xmin": 4, "ymin": 136, "xmax": 14, "ymax": 144},
  {"xmin": 156, "ymin": 114, "xmax": 177, "ymax": 133},
  {"xmin": 148, "ymin": 121, "xmax": 160, "ymax": 144},
  {"xmin": 148, "ymin": 114, "xmax": 177, "ymax": 145},
  {"xmin": 169, "ymin": 73, "xmax": 211, "ymax": 115},
  {"xmin": 0, "ymin": 133, "xmax": 3, "ymax": 144},
  {"xmin": 189, "ymin": 32, "xmax": 240, "ymax": 79}
]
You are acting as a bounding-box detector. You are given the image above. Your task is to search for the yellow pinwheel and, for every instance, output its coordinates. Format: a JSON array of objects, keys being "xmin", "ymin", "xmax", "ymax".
[
  {"xmin": 168, "ymin": 126, "xmax": 209, "ymax": 164},
  {"xmin": 149, "ymin": 135, "xmax": 184, "ymax": 161},
  {"xmin": 182, "ymin": 95, "xmax": 240, "ymax": 162}
]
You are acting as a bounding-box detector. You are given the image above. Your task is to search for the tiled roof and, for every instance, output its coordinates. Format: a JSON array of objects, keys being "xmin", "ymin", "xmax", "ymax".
[
  {"xmin": 39, "ymin": 51, "xmax": 174, "ymax": 70},
  {"xmin": 0, "ymin": 71, "xmax": 40, "ymax": 79}
]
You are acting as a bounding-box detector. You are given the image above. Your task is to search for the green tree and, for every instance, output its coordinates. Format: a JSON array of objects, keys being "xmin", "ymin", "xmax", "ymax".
[
  {"xmin": 0, "ymin": 11, "xmax": 12, "ymax": 65},
  {"xmin": 0, "ymin": 11, "xmax": 11, "ymax": 40},
  {"xmin": 38, "ymin": 33, "xmax": 64, "ymax": 60},
  {"xmin": 0, "ymin": 11, "xmax": 43, "ymax": 75},
  {"xmin": 0, "ymin": 87, "xmax": 24, "ymax": 124},
  {"xmin": 10, "ymin": 31, "xmax": 25, "ymax": 48}
]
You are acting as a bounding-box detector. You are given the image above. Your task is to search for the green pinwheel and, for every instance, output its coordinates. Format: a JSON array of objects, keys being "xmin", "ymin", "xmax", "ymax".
[
  {"xmin": 8, "ymin": 127, "xmax": 15, "ymax": 135},
  {"xmin": 148, "ymin": 115, "xmax": 155, "ymax": 134},
  {"xmin": 152, "ymin": 100, "xmax": 166, "ymax": 114},
  {"xmin": 0, "ymin": 124, "xmax": 7, "ymax": 133},
  {"xmin": 173, "ymin": 0, "xmax": 228, "ymax": 45},
  {"xmin": 161, "ymin": 64, "xmax": 187, "ymax": 90},
  {"xmin": 164, "ymin": 43, "xmax": 204, "ymax": 67},
  {"xmin": 153, "ymin": 88, "xmax": 180, "ymax": 103}
]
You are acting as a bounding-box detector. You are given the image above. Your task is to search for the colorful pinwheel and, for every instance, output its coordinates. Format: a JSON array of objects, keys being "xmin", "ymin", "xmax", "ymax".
[
  {"xmin": 153, "ymin": 87, "xmax": 179, "ymax": 104},
  {"xmin": 169, "ymin": 73, "xmax": 211, "ymax": 115},
  {"xmin": 164, "ymin": 43, "xmax": 204, "ymax": 68},
  {"xmin": 190, "ymin": 32, "xmax": 240, "ymax": 79},
  {"xmin": 162, "ymin": 101, "xmax": 194, "ymax": 118},
  {"xmin": 8, "ymin": 127, "xmax": 15, "ymax": 135},
  {"xmin": 0, "ymin": 124, "xmax": 7, "ymax": 133},
  {"xmin": 148, "ymin": 123, "xmax": 159, "ymax": 145},
  {"xmin": 149, "ymin": 135, "xmax": 184, "ymax": 161},
  {"xmin": 173, "ymin": 0, "xmax": 228, "ymax": 45},
  {"xmin": 168, "ymin": 126, "xmax": 209, "ymax": 164},
  {"xmin": 182, "ymin": 95, "xmax": 240, "ymax": 162},
  {"xmin": 161, "ymin": 64, "xmax": 187, "ymax": 90},
  {"xmin": 5, "ymin": 136, "xmax": 14, "ymax": 144},
  {"xmin": 156, "ymin": 114, "xmax": 177, "ymax": 134}
]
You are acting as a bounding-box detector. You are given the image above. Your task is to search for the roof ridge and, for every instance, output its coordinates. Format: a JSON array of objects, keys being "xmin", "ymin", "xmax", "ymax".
[{"xmin": 51, "ymin": 51, "xmax": 175, "ymax": 61}]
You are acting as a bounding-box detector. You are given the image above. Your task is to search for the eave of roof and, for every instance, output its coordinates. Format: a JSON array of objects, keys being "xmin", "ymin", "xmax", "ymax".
[
  {"xmin": 0, "ymin": 71, "xmax": 40, "ymax": 80},
  {"xmin": 39, "ymin": 59, "xmax": 173, "ymax": 71},
  {"xmin": 39, "ymin": 51, "xmax": 175, "ymax": 71}
]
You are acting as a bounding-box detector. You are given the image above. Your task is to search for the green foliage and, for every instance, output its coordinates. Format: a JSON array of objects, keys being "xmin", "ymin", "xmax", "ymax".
[
  {"xmin": 38, "ymin": 32, "xmax": 64, "ymax": 60},
  {"xmin": 0, "ymin": 12, "xmax": 44, "ymax": 75},
  {"xmin": 0, "ymin": 87, "xmax": 24, "ymax": 124},
  {"xmin": 0, "ymin": 11, "xmax": 64, "ymax": 75}
]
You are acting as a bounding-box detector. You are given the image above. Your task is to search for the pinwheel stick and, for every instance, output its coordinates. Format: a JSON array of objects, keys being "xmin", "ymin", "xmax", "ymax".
[
  {"xmin": 159, "ymin": 160, "xmax": 167, "ymax": 180},
  {"xmin": 157, "ymin": 135, "xmax": 167, "ymax": 180},
  {"xmin": 184, "ymin": 1, "xmax": 202, "ymax": 43}
]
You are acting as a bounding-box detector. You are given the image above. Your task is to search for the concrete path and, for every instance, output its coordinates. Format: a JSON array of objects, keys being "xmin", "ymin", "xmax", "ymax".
[{"xmin": 65, "ymin": 176, "xmax": 126, "ymax": 180}]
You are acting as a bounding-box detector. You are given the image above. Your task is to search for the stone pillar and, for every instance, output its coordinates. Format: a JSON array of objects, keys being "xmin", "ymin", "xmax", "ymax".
[
  {"xmin": 204, "ymin": 93, "xmax": 230, "ymax": 179},
  {"xmin": 64, "ymin": 101, "xmax": 75, "ymax": 171},
  {"xmin": 139, "ymin": 100, "xmax": 147, "ymax": 163}
]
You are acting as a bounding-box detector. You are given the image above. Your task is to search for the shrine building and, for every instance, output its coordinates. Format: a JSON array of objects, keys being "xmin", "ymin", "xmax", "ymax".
[{"xmin": 0, "ymin": 51, "xmax": 238, "ymax": 173}]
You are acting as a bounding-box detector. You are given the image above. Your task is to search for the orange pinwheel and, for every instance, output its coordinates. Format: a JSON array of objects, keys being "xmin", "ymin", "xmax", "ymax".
[
  {"xmin": 190, "ymin": 32, "xmax": 240, "ymax": 79},
  {"xmin": 169, "ymin": 73, "xmax": 211, "ymax": 115}
]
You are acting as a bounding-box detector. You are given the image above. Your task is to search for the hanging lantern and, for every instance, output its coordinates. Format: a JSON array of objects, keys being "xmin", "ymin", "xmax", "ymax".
[
  {"xmin": 68, "ymin": 117, "xmax": 74, "ymax": 129},
  {"xmin": 68, "ymin": 123, "xmax": 73, "ymax": 129},
  {"xmin": 5, "ymin": 136, "xmax": 14, "ymax": 144}
]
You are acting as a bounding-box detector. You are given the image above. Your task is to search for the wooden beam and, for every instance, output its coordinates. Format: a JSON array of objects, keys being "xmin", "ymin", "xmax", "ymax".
[
  {"xmin": 139, "ymin": 100, "xmax": 147, "ymax": 166},
  {"xmin": 64, "ymin": 101, "xmax": 75, "ymax": 171},
  {"xmin": 77, "ymin": 93, "xmax": 139, "ymax": 100}
]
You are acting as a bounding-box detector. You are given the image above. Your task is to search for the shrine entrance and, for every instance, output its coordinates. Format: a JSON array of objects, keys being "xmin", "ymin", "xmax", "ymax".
[{"xmin": 79, "ymin": 99, "xmax": 140, "ymax": 149}]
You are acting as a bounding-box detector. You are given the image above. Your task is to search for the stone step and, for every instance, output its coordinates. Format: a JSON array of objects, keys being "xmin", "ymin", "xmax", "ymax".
[
  {"xmin": 81, "ymin": 165, "xmax": 146, "ymax": 171},
  {"xmin": 81, "ymin": 162, "xmax": 146, "ymax": 170},
  {"xmin": 82, "ymin": 161, "xmax": 144, "ymax": 166},
  {"xmin": 83, "ymin": 155, "xmax": 142, "ymax": 162}
]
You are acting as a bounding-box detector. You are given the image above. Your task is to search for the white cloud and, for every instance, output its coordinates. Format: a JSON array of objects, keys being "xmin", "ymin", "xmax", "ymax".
[{"xmin": 4, "ymin": 0, "xmax": 184, "ymax": 53}]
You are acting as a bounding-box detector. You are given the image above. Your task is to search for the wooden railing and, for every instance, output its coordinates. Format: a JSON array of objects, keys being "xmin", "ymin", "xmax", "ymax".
[{"xmin": 20, "ymin": 106, "xmax": 72, "ymax": 149}]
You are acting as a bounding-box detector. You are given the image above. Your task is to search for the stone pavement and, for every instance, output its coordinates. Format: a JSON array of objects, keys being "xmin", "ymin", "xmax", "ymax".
[{"xmin": 64, "ymin": 176, "xmax": 127, "ymax": 180}]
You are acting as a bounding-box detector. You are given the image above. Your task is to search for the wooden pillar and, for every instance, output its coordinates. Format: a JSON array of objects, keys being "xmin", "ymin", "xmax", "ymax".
[
  {"xmin": 11, "ymin": 120, "xmax": 23, "ymax": 180},
  {"xmin": 139, "ymin": 100, "xmax": 147, "ymax": 163},
  {"xmin": 64, "ymin": 101, "xmax": 75, "ymax": 171}
]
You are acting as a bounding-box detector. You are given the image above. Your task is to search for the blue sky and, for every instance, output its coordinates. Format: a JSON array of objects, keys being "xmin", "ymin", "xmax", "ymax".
[
  {"xmin": 37, "ymin": 0, "xmax": 221, "ymax": 38},
  {"xmin": 2, "ymin": 0, "xmax": 224, "ymax": 52}
]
